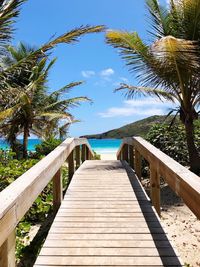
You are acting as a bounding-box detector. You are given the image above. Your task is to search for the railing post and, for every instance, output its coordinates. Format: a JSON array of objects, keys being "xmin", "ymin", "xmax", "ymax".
[
  {"xmin": 150, "ymin": 164, "xmax": 161, "ymax": 216},
  {"xmin": 129, "ymin": 145, "xmax": 134, "ymax": 168},
  {"xmin": 0, "ymin": 231, "xmax": 15, "ymax": 267},
  {"xmin": 53, "ymin": 169, "xmax": 62, "ymax": 212},
  {"xmin": 117, "ymin": 152, "xmax": 120, "ymax": 160},
  {"xmin": 81, "ymin": 144, "xmax": 86, "ymax": 162},
  {"xmin": 134, "ymin": 149, "xmax": 142, "ymax": 180},
  {"xmin": 86, "ymin": 146, "xmax": 90, "ymax": 160},
  {"xmin": 75, "ymin": 146, "xmax": 81, "ymax": 169},
  {"xmin": 122, "ymin": 144, "xmax": 129, "ymax": 162},
  {"xmin": 68, "ymin": 149, "xmax": 74, "ymax": 181},
  {"xmin": 88, "ymin": 150, "xmax": 93, "ymax": 160}
]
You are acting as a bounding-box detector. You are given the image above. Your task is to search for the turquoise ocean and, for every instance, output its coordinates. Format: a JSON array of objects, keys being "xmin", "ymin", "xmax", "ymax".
[{"xmin": 0, "ymin": 139, "xmax": 121, "ymax": 155}]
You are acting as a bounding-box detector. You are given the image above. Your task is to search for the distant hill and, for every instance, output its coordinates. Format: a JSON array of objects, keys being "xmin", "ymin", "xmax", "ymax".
[{"xmin": 82, "ymin": 115, "xmax": 170, "ymax": 139}]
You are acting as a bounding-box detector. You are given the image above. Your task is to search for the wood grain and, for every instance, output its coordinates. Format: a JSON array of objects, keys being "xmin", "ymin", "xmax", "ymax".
[{"xmin": 34, "ymin": 160, "xmax": 182, "ymax": 267}]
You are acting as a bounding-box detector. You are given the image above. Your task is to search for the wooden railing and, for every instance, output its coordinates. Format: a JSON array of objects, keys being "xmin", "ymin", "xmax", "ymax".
[
  {"xmin": 117, "ymin": 137, "xmax": 200, "ymax": 219},
  {"xmin": 0, "ymin": 138, "xmax": 94, "ymax": 267}
]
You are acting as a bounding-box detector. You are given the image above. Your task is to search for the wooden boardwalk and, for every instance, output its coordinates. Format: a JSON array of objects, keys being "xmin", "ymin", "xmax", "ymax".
[{"xmin": 34, "ymin": 160, "xmax": 182, "ymax": 267}]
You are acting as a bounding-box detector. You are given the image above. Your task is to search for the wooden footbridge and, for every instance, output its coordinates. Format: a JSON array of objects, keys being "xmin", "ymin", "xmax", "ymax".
[{"xmin": 0, "ymin": 137, "xmax": 200, "ymax": 266}]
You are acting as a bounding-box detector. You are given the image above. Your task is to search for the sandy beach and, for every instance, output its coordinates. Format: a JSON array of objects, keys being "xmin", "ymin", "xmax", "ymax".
[
  {"xmin": 161, "ymin": 203, "xmax": 200, "ymax": 266},
  {"xmin": 100, "ymin": 153, "xmax": 117, "ymax": 160}
]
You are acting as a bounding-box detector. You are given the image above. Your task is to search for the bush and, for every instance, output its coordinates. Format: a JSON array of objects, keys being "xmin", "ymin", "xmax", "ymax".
[
  {"xmin": 0, "ymin": 149, "xmax": 68, "ymax": 264},
  {"xmin": 146, "ymin": 121, "xmax": 200, "ymax": 166},
  {"xmin": 92, "ymin": 151, "xmax": 101, "ymax": 160},
  {"xmin": 34, "ymin": 137, "xmax": 62, "ymax": 157},
  {"xmin": 0, "ymin": 151, "xmax": 39, "ymax": 191}
]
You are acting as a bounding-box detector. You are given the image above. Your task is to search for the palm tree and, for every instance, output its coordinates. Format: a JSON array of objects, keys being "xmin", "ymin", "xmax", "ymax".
[
  {"xmin": 0, "ymin": 0, "xmax": 26, "ymax": 46},
  {"xmin": 0, "ymin": 43, "xmax": 91, "ymax": 158},
  {"xmin": 106, "ymin": 0, "xmax": 200, "ymax": 174},
  {"xmin": 0, "ymin": 0, "xmax": 105, "ymax": 157}
]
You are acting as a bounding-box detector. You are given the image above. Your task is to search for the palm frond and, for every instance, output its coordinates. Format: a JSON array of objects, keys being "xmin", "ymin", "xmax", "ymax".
[
  {"xmin": 0, "ymin": 0, "xmax": 26, "ymax": 45},
  {"xmin": 115, "ymin": 83, "xmax": 175, "ymax": 102},
  {"xmin": 150, "ymin": 35, "xmax": 199, "ymax": 103},
  {"xmin": 37, "ymin": 112, "xmax": 73, "ymax": 121},
  {"xmin": 44, "ymin": 96, "xmax": 91, "ymax": 111},
  {"xmin": 0, "ymin": 104, "xmax": 19, "ymax": 121},
  {"xmin": 1, "ymin": 25, "xmax": 105, "ymax": 79},
  {"xmin": 107, "ymin": 31, "xmax": 199, "ymax": 102},
  {"xmin": 146, "ymin": 0, "xmax": 170, "ymax": 38},
  {"xmin": 49, "ymin": 81, "xmax": 84, "ymax": 98}
]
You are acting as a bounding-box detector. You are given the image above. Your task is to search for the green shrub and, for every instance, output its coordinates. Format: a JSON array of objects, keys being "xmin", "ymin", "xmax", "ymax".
[
  {"xmin": 92, "ymin": 151, "xmax": 101, "ymax": 160},
  {"xmin": 146, "ymin": 121, "xmax": 200, "ymax": 166},
  {"xmin": 34, "ymin": 137, "xmax": 62, "ymax": 157},
  {"xmin": 0, "ymin": 151, "xmax": 39, "ymax": 191},
  {"xmin": 0, "ymin": 149, "xmax": 68, "ymax": 263}
]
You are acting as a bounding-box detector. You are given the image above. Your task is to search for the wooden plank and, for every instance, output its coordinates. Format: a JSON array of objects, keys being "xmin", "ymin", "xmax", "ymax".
[
  {"xmin": 35, "ymin": 264, "xmax": 171, "ymax": 267},
  {"xmin": 81, "ymin": 144, "xmax": 86, "ymax": 162},
  {"xmin": 51, "ymin": 221, "xmax": 161, "ymax": 228},
  {"xmin": 46, "ymin": 233, "xmax": 169, "ymax": 241},
  {"xmin": 134, "ymin": 149, "xmax": 141, "ymax": 180},
  {"xmin": 129, "ymin": 145, "xmax": 134, "ymax": 168},
  {"xmin": 0, "ymin": 231, "xmax": 15, "ymax": 267},
  {"xmin": 35, "ymin": 255, "xmax": 181, "ymax": 266},
  {"xmin": 35, "ymin": 264, "xmax": 170, "ymax": 267},
  {"xmin": 75, "ymin": 145, "xmax": 81, "ymax": 169},
  {"xmin": 68, "ymin": 150, "xmax": 75, "ymax": 181},
  {"xmin": 0, "ymin": 138, "xmax": 94, "ymax": 247},
  {"xmin": 150, "ymin": 163, "xmax": 160, "ymax": 216},
  {"xmin": 132, "ymin": 137, "xmax": 200, "ymax": 219},
  {"xmin": 49, "ymin": 227, "xmax": 165, "ymax": 234},
  {"xmin": 57, "ymin": 207, "xmax": 153, "ymax": 213},
  {"xmin": 54, "ymin": 216, "xmax": 159, "ymax": 222},
  {"xmin": 122, "ymin": 144, "xmax": 129, "ymax": 162},
  {"xmin": 59, "ymin": 203, "xmax": 149, "ymax": 208},
  {"xmin": 43, "ymin": 239, "xmax": 172, "ymax": 248},
  {"xmin": 33, "ymin": 160, "xmax": 182, "ymax": 267},
  {"xmin": 53, "ymin": 169, "xmax": 62, "ymax": 211},
  {"xmin": 39, "ymin": 247, "xmax": 177, "ymax": 256},
  {"xmin": 56, "ymin": 212, "xmax": 153, "ymax": 218}
]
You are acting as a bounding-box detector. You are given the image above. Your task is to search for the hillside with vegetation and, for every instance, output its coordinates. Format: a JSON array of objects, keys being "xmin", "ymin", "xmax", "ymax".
[{"xmin": 82, "ymin": 115, "xmax": 170, "ymax": 139}]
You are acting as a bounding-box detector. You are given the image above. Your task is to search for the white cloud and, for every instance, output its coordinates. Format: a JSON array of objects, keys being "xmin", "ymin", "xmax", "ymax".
[
  {"xmin": 99, "ymin": 107, "xmax": 165, "ymax": 118},
  {"xmin": 98, "ymin": 97, "xmax": 174, "ymax": 118},
  {"xmin": 124, "ymin": 98, "xmax": 167, "ymax": 107},
  {"xmin": 81, "ymin": 70, "xmax": 95, "ymax": 78},
  {"xmin": 100, "ymin": 68, "xmax": 114, "ymax": 77}
]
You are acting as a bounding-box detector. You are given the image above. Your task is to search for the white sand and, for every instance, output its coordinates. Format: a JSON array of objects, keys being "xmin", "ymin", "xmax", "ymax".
[
  {"xmin": 100, "ymin": 153, "xmax": 117, "ymax": 160},
  {"xmin": 161, "ymin": 204, "xmax": 200, "ymax": 266}
]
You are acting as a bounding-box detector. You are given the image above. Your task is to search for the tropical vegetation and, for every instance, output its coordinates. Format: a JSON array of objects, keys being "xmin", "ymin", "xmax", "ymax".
[
  {"xmin": 147, "ymin": 120, "xmax": 200, "ymax": 166},
  {"xmin": 82, "ymin": 115, "xmax": 172, "ymax": 139},
  {"xmin": 0, "ymin": 1, "xmax": 104, "ymax": 159},
  {"xmin": 106, "ymin": 0, "xmax": 200, "ymax": 174},
  {"xmin": 0, "ymin": 0, "xmax": 104, "ymax": 265},
  {"xmin": 0, "ymin": 43, "xmax": 90, "ymax": 158},
  {"xmin": 0, "ymin": 148, "xmax": 68, "ymax": 265}
]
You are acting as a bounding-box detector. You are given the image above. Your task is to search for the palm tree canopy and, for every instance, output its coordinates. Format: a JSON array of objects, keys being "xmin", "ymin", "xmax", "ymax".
[
  {"xmin": 106, "ymin": 0, "xmax": 200, "ymax": 173},
  {"xmin": 0, "ymin": 25, "xmax": 105, "ymax": 82},
  {"xmin": 0, "ymin": 43, "xmax": 91, "ymax": 143},
  {"xmin": 106, "ymin": 31, "xmax": 199, "ymax": 110},
  {"xmin": 0, "ymin": 0, "xmax": 26, "ymax": 45}
]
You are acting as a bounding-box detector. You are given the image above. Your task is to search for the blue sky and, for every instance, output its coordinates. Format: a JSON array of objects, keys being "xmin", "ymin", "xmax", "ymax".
[{"xmin": 13, "ymin": 0, "xmax": 172, "ymax": 137}]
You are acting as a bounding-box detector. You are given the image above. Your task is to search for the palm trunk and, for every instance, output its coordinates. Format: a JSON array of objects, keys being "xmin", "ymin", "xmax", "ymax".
[
  {"xmin": 23, "ymin": 124, "xmax": 29, "ymax": 159},
  {"xmin": 184, "ymin": 119, "xmax": 200, "ymax": 174}
]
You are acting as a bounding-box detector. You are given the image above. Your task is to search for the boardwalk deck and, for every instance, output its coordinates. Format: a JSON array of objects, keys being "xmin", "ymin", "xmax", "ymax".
[{"xmin": 34, "ymin": 160, "xmax": 182, "ymax": 267}]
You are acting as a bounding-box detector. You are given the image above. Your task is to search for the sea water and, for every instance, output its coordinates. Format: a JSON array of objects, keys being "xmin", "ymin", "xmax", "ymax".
[
  {"xmin": 0, "ymin": 139, "xmax": 121, "ymax": 154},
  {"xmin": 88, "ymin": 139, "xmax": 121, "ymax": 154}
]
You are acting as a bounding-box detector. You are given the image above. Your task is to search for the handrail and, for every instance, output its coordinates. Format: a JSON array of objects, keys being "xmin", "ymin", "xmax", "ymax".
[
  {"xmin": 117, "ymin": 136, "xmax": 200, "ymax": 219},
  {"xmin": 0, "ymin": 137, "xmax": 93, "ymax": 266}
]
